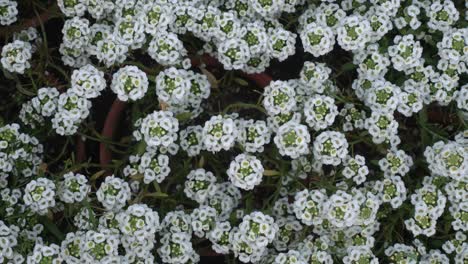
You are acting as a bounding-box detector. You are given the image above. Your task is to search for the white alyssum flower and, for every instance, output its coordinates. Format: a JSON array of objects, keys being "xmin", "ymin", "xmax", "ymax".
[
  {"xmin": 385, "ymin": 243, "xmax": 420, "ymax": 264},
  {"xmin": 148, "ymin": 31, "xmax": 187, "ymax": 66},
  {"xmin": 141, "ymin": 2, "xmax": 174, "ymax": 36},
  {"xmin": 95, "ymin": 35, "xmax": 128, "ymax": 67},
  {"xmin": 191, "ymin": 205, "xmax": 219, "ymax": 238},
  {"xmin": 202, "ymin": 115, "xmax": 238, "ymax": 153},
  {"xmin": 274, "ymin": 122, "xmax": 311, "ymax": 159},
  {"xmin": 61, "ymin": 17, "xmax": 90, "ymax": 49},
  {"xmin": 179, "ymin": 125, "xmax": 204, "ymax": 157},
  {"xmin": 86, "ymin": 0, "xmax": 114, "ymax": 20},
  {"xmin": 158, "ymin": 232, "xmax": 198, "ymax": 264},
  {"xmin": 217, "ymin": 38, "xmax": 251, "ymax": 70},
  {"xmin": 27, "ymin": 243, "xmax": 63, "ymax": 264},
  {"xmin": 274, "ymin": 250, "xmax": 307, "ymax": 264},
  {"xmin": 1, "ymin": 40, "xmax": 32, "ymax": 74},
  {"xmin": 80, "ymin": 229, "xmax": 120, "ymax": 263},
  {"xmin": 227, "ymin": 153, "xmax": 264, "ymax": 190},
  {"xmin": 249, "ymin": 0, "xmax": 284, "ymax": 18},
  {"xmin": 111, "ymin": 65, "xmax": 148, "ymax": 102},
  {"xmin": 138, "ymin": 110, "xmax": 179, "ymax": 148},
  {"xmin": 365, "ymin": 111, "xmax": 399, "ymax": 145},
  {"xmin": 58, "ymin": 172, "xmax": 90, "ymax": 204},
  {"xmin": 379, "ymin": 149, "xmax": 413, "ymax": 177},
  {"xmin": 96, "ymin": 175, "xmax": 131, "ymax": 211},
  {"xmin": 299, "ymin": 61, "xmax": 331, "ymax": 94},
  {"xmin": 343, "ymin": 155, "xmax": 369, "ymax": 185},
  {"xmin": 263, "ymin": 80, "xmax": 297, "ymax": 115},
  {"xmin": 293, "ymin": 189, "xmax": 327, "ymax": 226},
  {"xmin": 304, "ymin": 95, "xmax": 338, "ymax": 131},
  {"xmin": 343, "ymin": 246, "xmax": 378, "ymax": 264},
  {"xmin": 208, "ymin": 221, "xmax": 232, "ymax": 254},
  {"xmin": 424, "ymin": 140, "xmax": 467, "ymax": 182},
  {"xmin": 23, "ymin": 178, "xmax": 56, "ymax": 215},
  {"xmin": 117, "ymin": 203, "xmax": 160, "ymax": 240},
  {"xmin": 237, "ymin": 119, "xmax": 271, "ymax": 153},
  {"xmin": 336, "ymin": 15, "xmax": 371, "ymax": 51},
  {"xmin": 138, "ymin": 151, "xmax": 171, "ymax": 184},
  {"xmin": 160, "ymin": 210, "xmax": 192, "ymax": 234},
  {"xmin": 184, "ymin": 168, "xmax": 218, "ymax": 204},
  {"xmin": 427, "ymin": 0, "xmax": 459, "ymax": 31},
  {"xmin": 57, "ymin": 0, "xmax": 86, "ymax": 17},
  {"xmin": 324, "ymin": 190, "xmax": 360, "ymax": 228},
  {"xmin": 204, "ymin": 182, "xmax": 242, "ymax": 221},
  {"xmin": 268, "ymin": 28, "xmax": 296, "ymax": 61},
  {"xmin": 0, "ymin": 220, "xmax": 19, "ymax": 263},
  {"xmin": 313, "ymin": 131, "xmax": 349, "ymax": 166},
  {"xmin": 0, "ymin": 0, "xmax": 17, "ymax": 25},
  {"xmin": 238, "ymin": 211, "xmax": 278, "ymax": 249},
  {"xmin": 300, "ymin": 22, "xmax": 335, "ymax": 58},
  {"xmin": 388, "ymin": 34, "xmax": 423, "ymax": 71},
  {"xmin": 70, "ymin": 64, "xmax": 106, "ymax": 99},
  {"xmin": 373, "ymin": 175, "xmax": 407, "ymax": 209}
]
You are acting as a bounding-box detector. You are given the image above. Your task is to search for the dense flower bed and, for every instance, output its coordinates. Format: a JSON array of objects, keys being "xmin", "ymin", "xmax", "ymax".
[{"xmin": 0, "ymin": 0, "xmax": 467, "ymax": 263}]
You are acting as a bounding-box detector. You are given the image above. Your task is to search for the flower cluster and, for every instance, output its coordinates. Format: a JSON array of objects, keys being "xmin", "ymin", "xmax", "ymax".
[{"xmin": 2, "ymin": 0, "xmax": 467, "ymax": 263}]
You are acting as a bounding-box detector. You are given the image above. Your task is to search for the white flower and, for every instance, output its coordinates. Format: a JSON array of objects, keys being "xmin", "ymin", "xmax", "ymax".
[
  {"xmin": 27, "ymin": 243, "xmax": 62, "ymax": 264},
  {"xmin": 80, "ymin": 229, "xmax": 120, "ymax": 263},
  {"xmin": 343, "ymin": 155, "xmax": 369, "ymax": 185},
  {"xmin": 229, "ymin": 228, "xmax": 266, "ymax": 263},
  {"xmin": 227, "ymin": 153, "xmax": 264, "ymax": 190},
  {"xmin": 155, "ymin": 67, "xmax": 191, "ymax": 106},
  {"xmin": 1, "ymin": 40, "xmax": 32, "ymax": 74},
  {"xmin": 0, "ymin": 0, "xmax": 17, "ymax": 25},
  {"xmin": 236, "ymin": 119, "xmax": 271, "ymax": 153},
  {"xmin": 117, "ymin": 203, "xmax": 160, "ymax": 240},
  {"xmin": 238, "ymin": 211, "xmax": 278, "ymax": 248},
  {"xmin": 385, "ymin": 243, "xmax": 419, "ymax": 264},
  {"xmin": 293, "ymin": 189, "xmax": 327, "ymax": 226},
  {"xmin": 160, "ymin": 210, "xmax": 192, "ymax": 234},
  {"xmin": 208, "ymin": 221, "xmax": 232, "ymax": 254},
  {"xmin": 420, "ymin": 250, "xmax": 449, "ymax": 264},
  {"xmin": 138, "ymin": 110, "xmax": 179, "ymax": 148},
  {"xmin": 388, "ymin": 34, "xmax": 423, "ymax": 71},
  {"xmin": 114, "ymin": 16, "xmax": 146, "ymax": 49},
  {"xmin": 141, "ymin": 2, "xmax": 174, "ymax": 35},
  {"xmin": 274, "ymin": 250, "xmax": 307, "ymax": 264},
  {"xmin": 96, "ymin": 35, "xmax": 128, "ymax": 67},
  {"xmin": 60, "ymin": 231, "xmax": 84, "ymax": 263},
  {"xmin": 111, "ymin": 65, "xmax": 148, "ymax": 101},
  {"xmin": 424, "ymin": 140, "xmax": 467, "ymax": 182},
  {"xmin": 274, "ymin": 122, "xmax": 310, "ymax": 159},
  {"xmin": 299, "ymin": 61, "xmax": 332, "ymax": 94},
  {"xmin": 217, "ymin": 38, "xmax": 251, "ymax": 70},
  {"xmin": 239, "ymin": 22, "xmax": 268, "ymax": 55},
  {"xmin": 336, "ymin": 15, "xmax": 371, "ymax": 51},
  {"xmin": 191, "ymin": 205, "xmax": 219, "ymax": 238},
  {"xmin": 86, "ymin": 0, "xmax": 114, "ymax": 20},
  {"xmin": 61, "ymin": 17, "xmax": 90, "ymax": 49},
  {"xmin": 138, "ymin": 151, "xmax": 171, "ymax": 184},
  {"xmin": 0, "ymin": 220, "xmax": 19, "ymax": 263},
  {"xmin": 324, "ymin": 190, "xmax": 360, "ymax": 228},
  {"xmin": 23, "ymin": 178, "xmax": 56, "ymax": 215},
  {"xmin": 263, "ymin": 80, "xmax": 297, "ymax": 115},
  {"xmin": 202, "ymin": 115, "xmax": 238, "ymax": 153},
  {"xmin": 373, "ymin": 175, "xmax": 407, "ymax": 209},
  {"xmin": 427, "ymin": 0, "xmax": 459, "ymax": 31},
  {"xmin": 70, "ymin": 64, "xmax": 106, "ymax": 99},
  {"xmin": 313, "ymin": 131, "xmax": 348, "ymax": 166},
  {"xmin": 354, "ymin": 44, "xmax": 391, "ymax": 79},
  {"xmin": 96, "ymin": 175, "xmax": 131, "ymax": 211},
  {"xmin": 249, "ymin": 0, "xmax": 284, "ymax": 18},
  {"xmin": 184, "ymin": 168, "xmax": 218, "ymax": 203},
  {"xmin": 267, "ymin": 28, "xmax": 296, "ymax": 61},
  {"xmin": 379, "ymin": 149, "xmax": 413, "ymax": 177},
  {"xmin": 343, "ymin": 246, "xmax": 378, "ymax": 264},
  {"xmin": 304, "ymin": 95, "xmax": 338, "ymax": 131},
  {"xmin": 364, "ymin": 111, "xmax": 399, "ymax": 145},
  {"xmin": 273, "ymin": 216, "xmax": 303, "ymax": 251},
  {"xmin": 179, "ymin": 125, "xmax": 204, "ymax": 157},
  {"xmin": 57, "ymin": 0, "xmax": 86, "ymax": 17},
  {"xmin": 158, "ymin": 232, "xmax": 198, "ymax": 264},
  {"xmin": 148, "ymin": 31, "xmax": 187, "ymax": 66},
  {"xmin": 204, "ymin": 182, "xmax": 242, "ymax": 220},
  {"xmin": 58, "ymin": 172, "xmax": 90, "ymax": 203}
]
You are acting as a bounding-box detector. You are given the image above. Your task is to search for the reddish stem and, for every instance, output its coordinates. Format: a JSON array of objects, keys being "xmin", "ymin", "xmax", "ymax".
[
  {"xmin": 99, "ymin": 99, "xmax": 126, "ymax": 168},
  {"xmin": 75, "ymin": 136, "xmax": 86, "ymax": 163}
]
